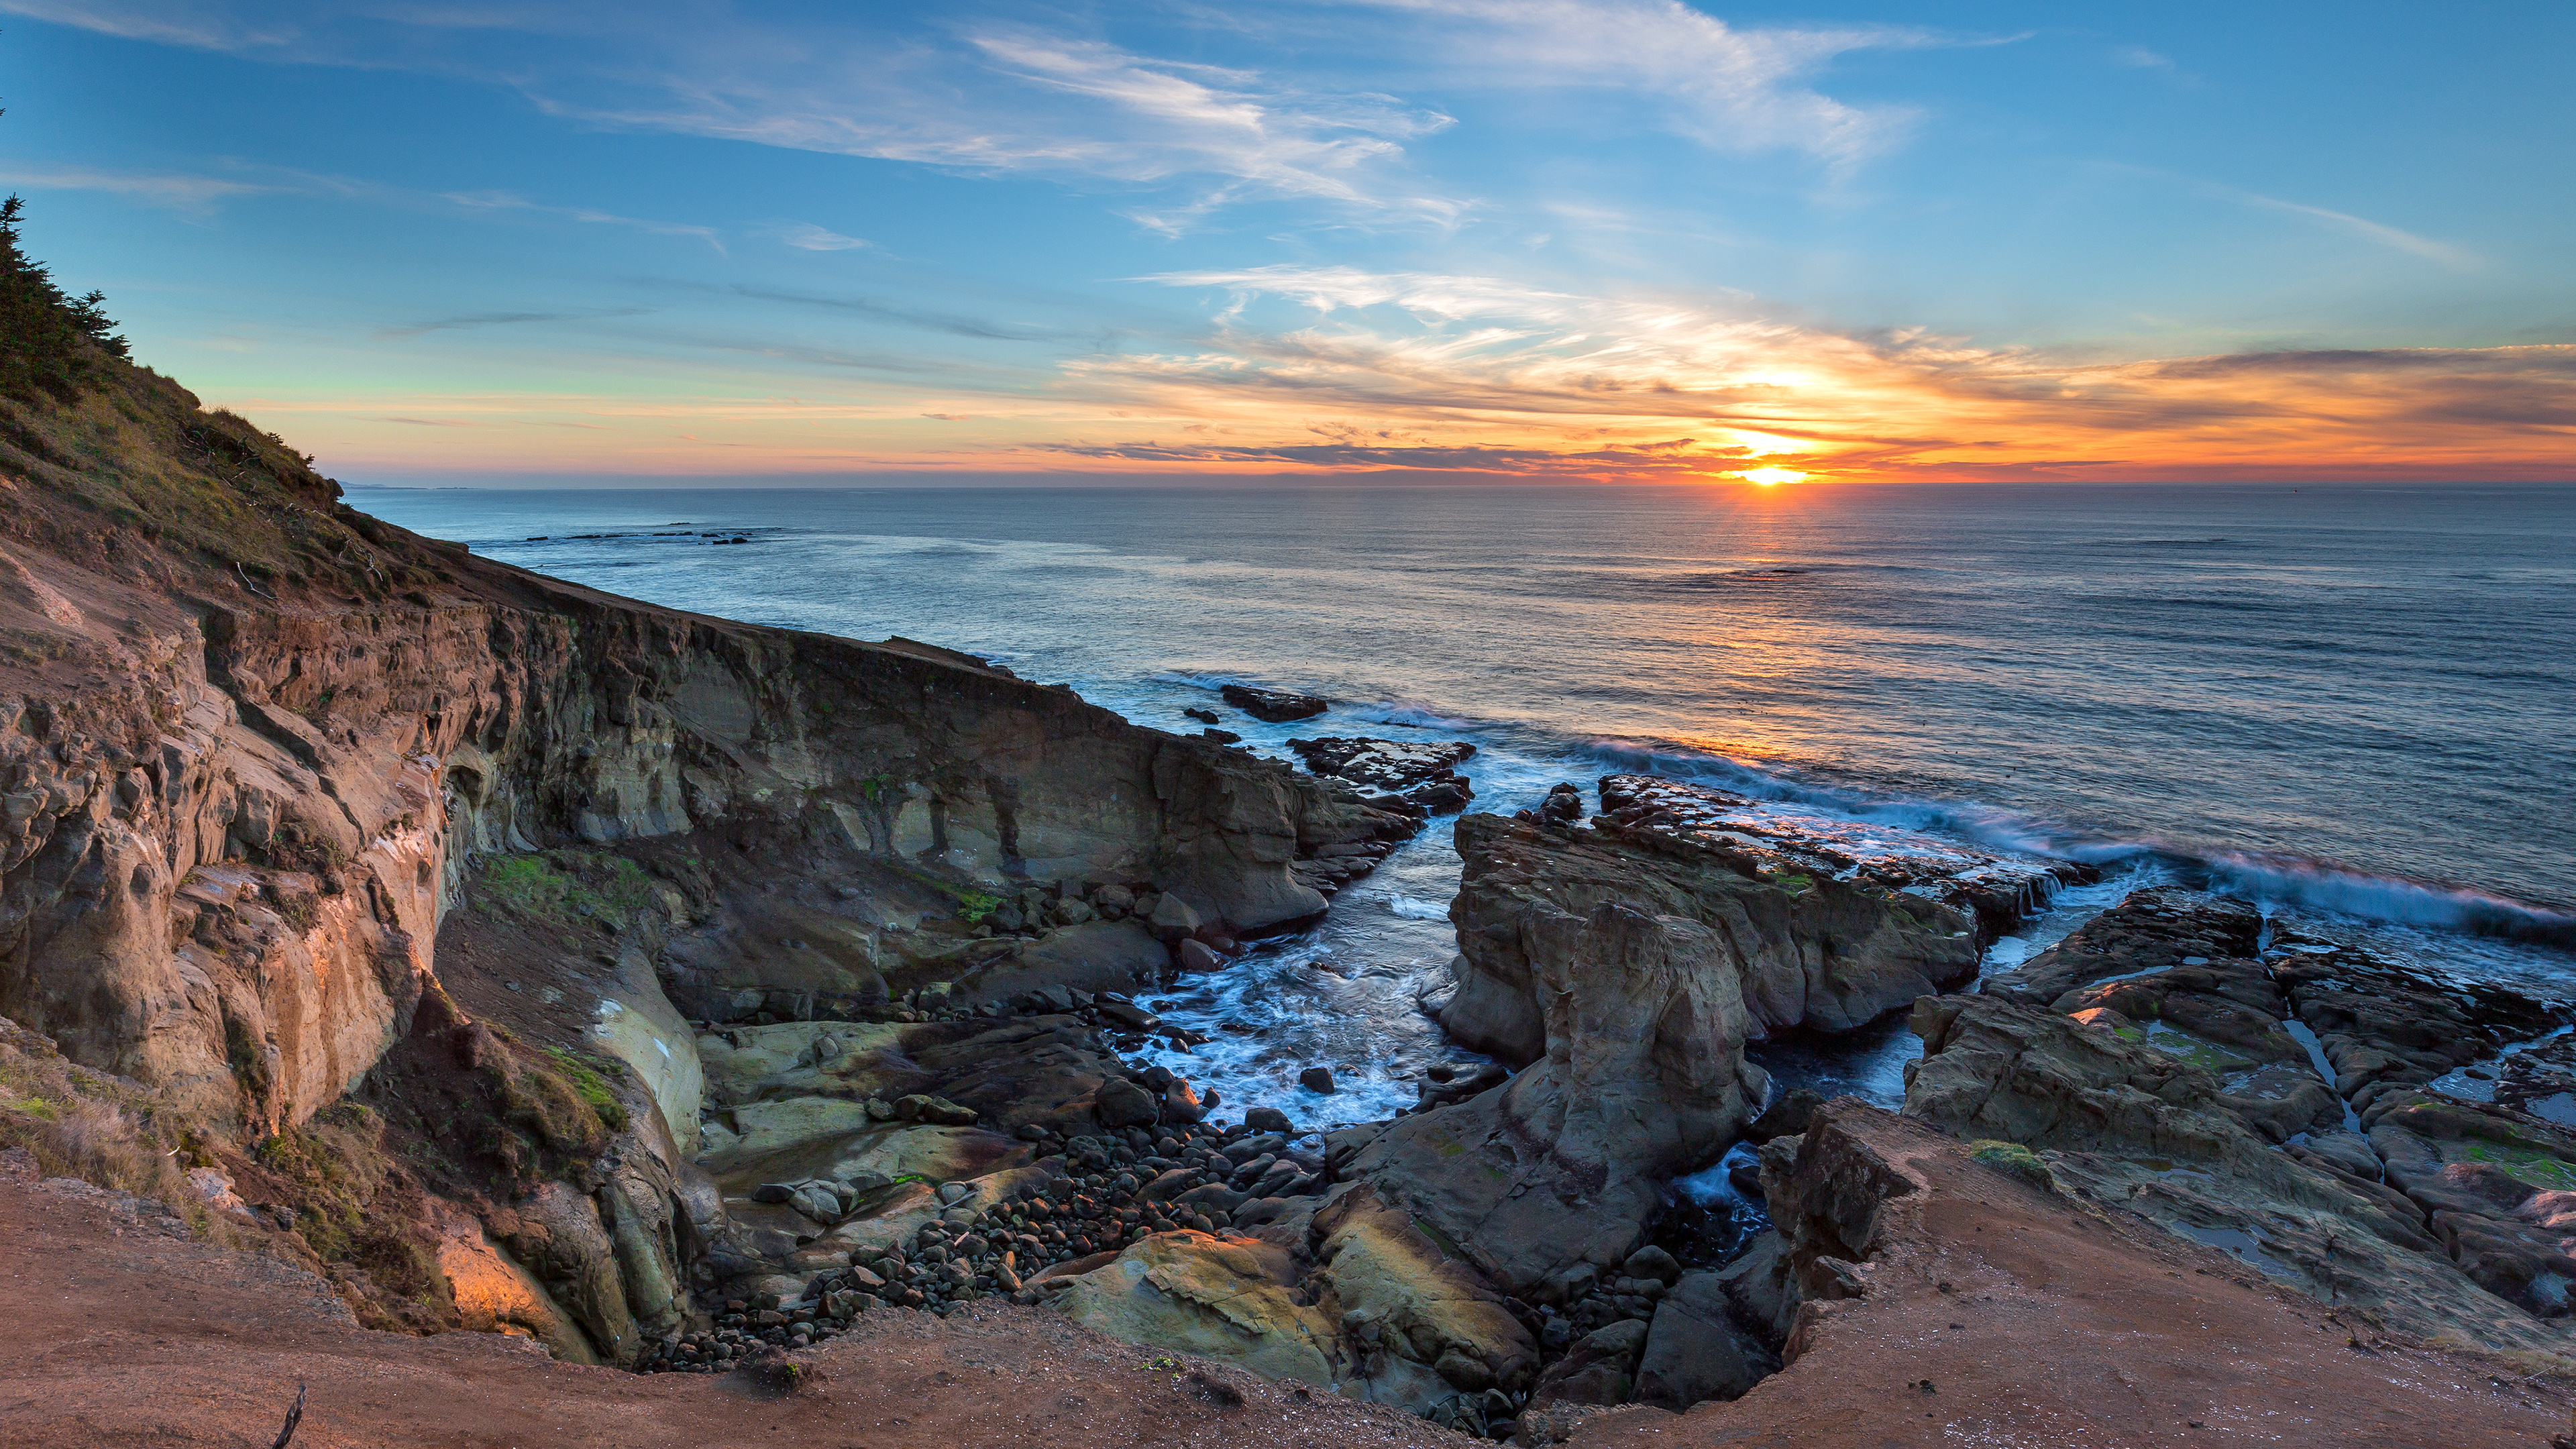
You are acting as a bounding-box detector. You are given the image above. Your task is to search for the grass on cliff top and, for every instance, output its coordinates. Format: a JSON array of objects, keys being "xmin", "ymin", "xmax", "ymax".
[
  {"xmin": 473, "ymin": 850, "xmax": 659, "ymax": 931},
  {"xmin": 0, "ymin": 195, "xmax": 468, "ymax": 615}
]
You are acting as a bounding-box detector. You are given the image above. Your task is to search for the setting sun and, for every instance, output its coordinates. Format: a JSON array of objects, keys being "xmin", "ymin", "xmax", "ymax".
[{"xmin": 1737, "ymin": 467, "xmax": 1809, "ymax": 486}]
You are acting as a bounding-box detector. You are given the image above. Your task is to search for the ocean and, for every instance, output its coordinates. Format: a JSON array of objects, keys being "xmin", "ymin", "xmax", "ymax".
[{"xmin": 355, "ymin": 481, "xmax": 2576, "ymax": 1126}]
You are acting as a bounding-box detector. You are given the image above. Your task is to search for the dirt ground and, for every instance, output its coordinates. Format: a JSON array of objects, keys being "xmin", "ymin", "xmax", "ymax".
[
  {"xmin": 1574, "ymin": 1134, "xmax": 2576, "ymax": 1449},
  {"xmin": 0, "ymin": 1155, "xmax": 1472, "ymax": 1449}
]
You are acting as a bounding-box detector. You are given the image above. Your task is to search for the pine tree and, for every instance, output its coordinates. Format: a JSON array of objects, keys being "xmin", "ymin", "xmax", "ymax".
[{"xmin": 0, "ymin": 192, "xmax": 129, "ymax": 402}]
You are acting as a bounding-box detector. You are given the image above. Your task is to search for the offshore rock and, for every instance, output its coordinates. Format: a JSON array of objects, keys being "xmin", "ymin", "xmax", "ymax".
[{"xmin": 1220, "ymin": 684, "xmax": 1328, "ymax": 722}]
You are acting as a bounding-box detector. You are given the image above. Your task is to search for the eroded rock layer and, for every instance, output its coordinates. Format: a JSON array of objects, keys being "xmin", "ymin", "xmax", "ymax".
[{"xmin": 0, "ymin": 343, "xmax": 1401, "ymax": 1365}]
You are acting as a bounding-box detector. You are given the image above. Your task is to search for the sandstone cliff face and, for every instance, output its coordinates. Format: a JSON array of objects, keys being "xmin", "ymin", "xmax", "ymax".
[
  {"xmin": 0, "ymin": 345, "xmax": 1395, "ymax": 1364},
  {"xmin": 0, "ymin": 358, "xmax": 1375, "ymax": 1139}
]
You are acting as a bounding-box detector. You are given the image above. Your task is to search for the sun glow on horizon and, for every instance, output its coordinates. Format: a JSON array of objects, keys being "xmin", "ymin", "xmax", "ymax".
[{"xmin": 1736, "ymin": 466, "xmax": 1809, "ymax": 486}]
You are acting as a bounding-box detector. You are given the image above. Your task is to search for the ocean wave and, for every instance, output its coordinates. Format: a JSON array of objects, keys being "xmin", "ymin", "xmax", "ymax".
[
  {"xmin": 1388, "ymin": 895, "xmax": 1452, "ymax": 921},
  {"xmin": 1660, "ymin": 566, "xmax": 1817, "ymax": 590},
  {"xmin": 2200, "ymin": 853, "xmax": 2576, "ymax": 945}
]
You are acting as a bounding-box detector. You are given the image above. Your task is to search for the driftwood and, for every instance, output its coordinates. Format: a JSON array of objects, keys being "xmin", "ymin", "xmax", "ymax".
[{"xmin": 268, "ymin": 1382, "xmax": 305, "ymax": 1449}]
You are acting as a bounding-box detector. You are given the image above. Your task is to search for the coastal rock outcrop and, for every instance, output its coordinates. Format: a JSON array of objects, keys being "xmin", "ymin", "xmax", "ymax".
[
  {"xmin": 1287, "ymin": 735, "xmax": 1477, "ymax": 814},
  {"xmin": 1595, "ymin": 774, "xmax": 2091, "ymax": 943},
  {"xmin": 1909, "ymin": 982, "xmax": 2576, "ymax": 1352},
  {"xmin": 1341, "ymin": 804, "xmax": 1989, "ymax": 1294},
  {"xmin": 1286, "ymin": 737, "xmax": 1474, "ymax": 792}
]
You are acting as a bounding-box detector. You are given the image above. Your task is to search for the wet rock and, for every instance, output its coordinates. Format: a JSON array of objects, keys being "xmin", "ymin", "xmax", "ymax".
[
  {"xmin": 1095, "ymin": 999, "xmax": 1161, "ymax": 1033},
  {"xmin": 1597, "ymin": 773, "xmax": 2091, "ymax": 945},
  {"xmin": 1408, "ymin": 779, "xmax": 1473, "ymax": 814},
  {"xmin": 1177, "ymin": 938, "xmax": 1224, "ymax": 972},
  {"xmin": 1184, "ymin": 708, "xmax": 1222, "ymax": 724},
  {"xmin": 1748, "ymin": 1087, "xmax": 1824, "ymax": 1142},
  {"xmin": 1161, "ymin": 1078, "xmax": 1208, "ymax": 1125},
  {"xmin": 1299, "ymin": 1066, "xmax": 1338, "ymax": 1094},
  {"xmin": 2269, "ymin": 927, "xmax": 2565, "ymax": 1100},
  {"xmin": 1220, "ymin": 684, "xmax": 1328, "ymax": 722},
  {"xmin": 1286, "ymin": 737, "xmax": 1478, "ymax": 792},
  {"xmin": 1540, "ymin": 782, "xmax": 1585, "ymax": 821},
  {"xmin": 2368, "ymin": 1093, "xmax": 2576, "ymax": 1317},
  {"xmin": 1415, "ymin": 1059, "xmax": 1509, "ymax": 1114},
  {"xmin": 1984, "ymin": 889, "xmax": 2267, "ymax": 1007},
  {"xmin": 1244, "ymin": 1106, "xmax": 1293, "ymax": 1135}
]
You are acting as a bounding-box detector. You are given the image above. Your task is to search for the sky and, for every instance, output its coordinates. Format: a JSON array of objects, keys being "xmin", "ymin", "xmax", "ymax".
[{"xmin": 1, "ymin": 0, "xmax": 2570, "ymax": 485}]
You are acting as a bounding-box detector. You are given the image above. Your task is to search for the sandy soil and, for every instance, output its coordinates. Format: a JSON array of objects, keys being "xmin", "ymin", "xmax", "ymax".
[{"xmin": 0, "ymin": 1156, "xmax": 1471, "ymax": 1449}]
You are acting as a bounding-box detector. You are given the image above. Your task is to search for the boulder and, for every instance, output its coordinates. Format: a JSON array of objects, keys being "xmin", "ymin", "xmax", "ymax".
[
  {"xmin": 1148, "ymin": 894, "xmax": 1204, "ymax": 939},
  {"xmin": 1299, "ymin": 1066, "xmax": 1337, "ymax": 1094},
  {"xmin": 1633, "ymin": 1271, "xmax": 1771, "ymax": 1409},
  {"xmin": 1160, "ymin": 1078, "xmax": 1208, "ymax": 1124},
  {"xmin": 1094, "ymin": 1075, "xmax": 1161, "ymax": 1128},
  {"xmin": 1530, "ymin": 1320, "xmax": 1646, "ymax": 1405},
  {"xmin": 1053, "ymin": 1231, "xmax": 1343, "ymax": 1387}
]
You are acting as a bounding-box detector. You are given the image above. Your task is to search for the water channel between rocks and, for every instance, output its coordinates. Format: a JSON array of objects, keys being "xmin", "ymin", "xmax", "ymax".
[{"xmin": 1115, "ymin": 762, "xmax": 2202, "ymax": 1267}]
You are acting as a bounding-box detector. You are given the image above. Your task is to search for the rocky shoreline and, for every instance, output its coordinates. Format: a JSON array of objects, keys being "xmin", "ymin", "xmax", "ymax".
[{"xmin": 6, "ymin": 326, "xmax": 2576, "ymax": 1445}]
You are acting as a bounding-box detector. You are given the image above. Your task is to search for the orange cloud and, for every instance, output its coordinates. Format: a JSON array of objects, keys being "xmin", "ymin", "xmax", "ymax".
[{"xmin": 228, "ymin": 272, "xmax": 2576, "ymax": 482}]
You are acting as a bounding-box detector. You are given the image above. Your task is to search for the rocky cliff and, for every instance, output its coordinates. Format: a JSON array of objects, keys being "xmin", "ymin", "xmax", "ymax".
[{"xmin": 0, "ymin": 327, "xmax": 1398, "ymax": 1360}]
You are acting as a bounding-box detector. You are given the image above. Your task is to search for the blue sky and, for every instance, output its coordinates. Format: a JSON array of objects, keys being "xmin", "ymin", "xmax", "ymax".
[{"xmin": 3, "ymin": 1, "xmax": 2569, "ymax": 482}]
